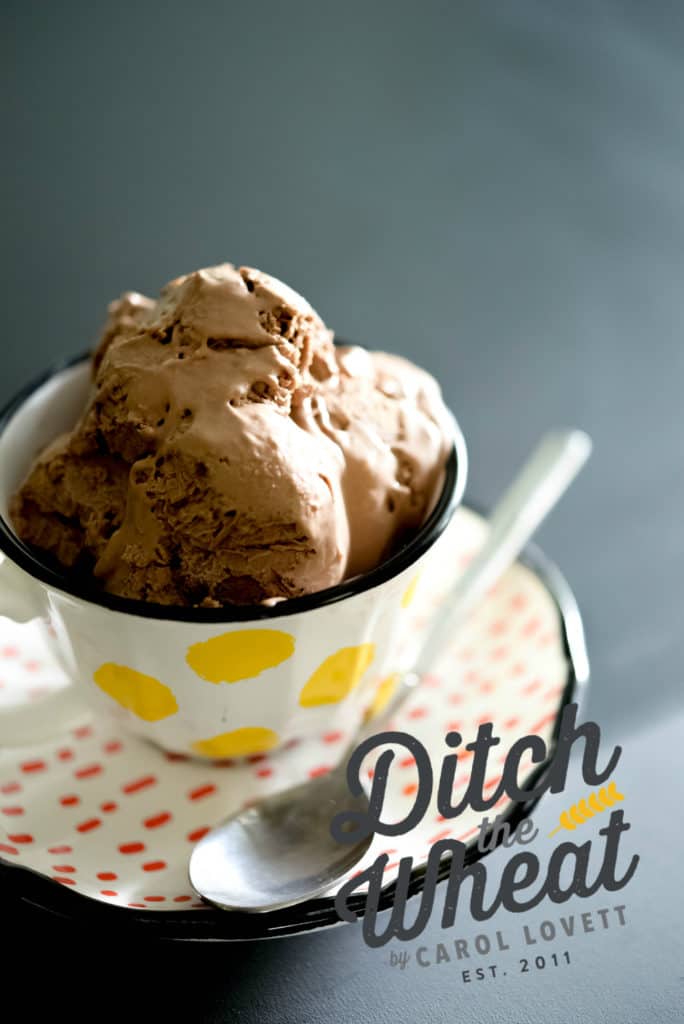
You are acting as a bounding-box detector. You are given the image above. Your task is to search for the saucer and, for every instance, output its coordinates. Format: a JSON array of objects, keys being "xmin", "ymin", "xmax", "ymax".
[{"xmin": 0, "ymin": 506, "xmax": 587, "ymax": 940}]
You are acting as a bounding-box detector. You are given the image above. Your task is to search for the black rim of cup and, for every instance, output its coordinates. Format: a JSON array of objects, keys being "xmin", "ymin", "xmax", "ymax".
[{"xmin": 0, "ymin": 351, "xmax": 467, "ymax": 621}]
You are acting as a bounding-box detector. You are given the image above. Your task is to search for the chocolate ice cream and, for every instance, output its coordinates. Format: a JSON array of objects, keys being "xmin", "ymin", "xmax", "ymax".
[{"xmin": 11, "ymin": 264, "xmax": 453, "ymax": 605}]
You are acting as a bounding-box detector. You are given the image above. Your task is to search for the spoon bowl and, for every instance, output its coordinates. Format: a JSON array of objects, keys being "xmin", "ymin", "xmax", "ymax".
[{"xmin": 189, "ymin": 768, "xmax": 373, "ymax": 912}]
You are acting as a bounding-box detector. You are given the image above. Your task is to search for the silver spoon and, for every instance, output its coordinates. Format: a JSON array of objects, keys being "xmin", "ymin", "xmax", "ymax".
[{"xmin": 189, "ymin": 429, "xmax": 592, "ymax": 913}]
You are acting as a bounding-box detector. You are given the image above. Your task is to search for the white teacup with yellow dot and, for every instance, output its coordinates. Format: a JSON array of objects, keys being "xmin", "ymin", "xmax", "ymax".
[{"xmin": 0, "ymin": 358, "xmax": 467, "ymax": 760}]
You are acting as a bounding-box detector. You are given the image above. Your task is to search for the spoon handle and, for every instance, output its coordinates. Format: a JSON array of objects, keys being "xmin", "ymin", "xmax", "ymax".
[
  {"xmin": 414, "ymin": 429, "xmax": 592, "ymax": 677},
  {"xmin": 362, "ymin": 429, "xmax": 592, "ymax": 739}
]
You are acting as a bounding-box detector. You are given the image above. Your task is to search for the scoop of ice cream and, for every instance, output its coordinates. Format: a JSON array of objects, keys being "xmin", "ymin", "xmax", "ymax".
[
  {"xmin": 11, "ymin": 263, "xmax": 453, "ymax": 605},
  {"xmin": 293, "ymin": 345, "xmax": 453, "ymax": 578}
]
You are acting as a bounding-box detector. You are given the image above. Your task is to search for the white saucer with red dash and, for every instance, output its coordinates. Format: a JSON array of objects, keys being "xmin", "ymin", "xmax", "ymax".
[{"xmin": 0, "ymin": 507, "xmax": 587, "ymax": 940}]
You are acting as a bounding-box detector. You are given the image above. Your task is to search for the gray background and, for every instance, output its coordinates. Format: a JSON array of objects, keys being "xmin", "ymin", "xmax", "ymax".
[{"xmin": 2, "ymin": 1, "xmax": 683, "ymax": 1020}]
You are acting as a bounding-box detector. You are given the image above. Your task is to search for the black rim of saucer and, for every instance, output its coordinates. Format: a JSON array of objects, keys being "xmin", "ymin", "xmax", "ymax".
[
  {"xmin": 0, "ymin": 520, "xmax": 589, "ymax": 942},
  {"xmin": 0, "ymin": 351, "xmax": 466, "ymax": 622}
]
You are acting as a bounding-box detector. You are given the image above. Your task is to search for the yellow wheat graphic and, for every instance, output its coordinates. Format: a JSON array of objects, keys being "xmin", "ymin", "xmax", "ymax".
[{"xmin": 548, "ymin": 780, "xmax": 624, "ymax": 837}]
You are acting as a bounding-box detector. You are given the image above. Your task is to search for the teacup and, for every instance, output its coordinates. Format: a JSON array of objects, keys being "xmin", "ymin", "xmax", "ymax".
[{"xmin": 0, "ymin": 354, "xmax": 467, "ymax": 759}]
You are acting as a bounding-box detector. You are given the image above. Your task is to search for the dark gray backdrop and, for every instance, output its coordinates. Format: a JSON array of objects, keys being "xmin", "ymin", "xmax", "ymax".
[{"xmin": 2, "ymin": 2, "xmax": 682, "ymax": 1021}]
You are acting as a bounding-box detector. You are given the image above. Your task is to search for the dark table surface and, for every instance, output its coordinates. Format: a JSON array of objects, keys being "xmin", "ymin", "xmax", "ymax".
[{"xmin": 2, "ymin": 1, "xmax": 683, "ymax": 1020}]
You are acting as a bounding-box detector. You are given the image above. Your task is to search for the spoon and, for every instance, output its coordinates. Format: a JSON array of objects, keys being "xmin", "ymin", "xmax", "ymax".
[{"xmin": 189, "ymin": 429, "xmax": 592, "ymax": 913}]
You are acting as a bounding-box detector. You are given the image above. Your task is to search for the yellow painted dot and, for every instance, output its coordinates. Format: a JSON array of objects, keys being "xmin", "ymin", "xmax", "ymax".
[
  {"xmin": 299, "ymin": 644, "xmax": 376, "ymax": 707},
  {"xmin": 364, "ymin": 673, "xmax": 400, "ymax": 722},
  {"xmin": 93, "ymin": 663, "xmax": 179, "ymax": 722},
  {"xmin": 401, "ymin": 574, "xmax": 421, "ymax": 608},
  {"xmin": 191, "ymin": 726, "xmax": 280, "ymax": 759},
  {"xmin": 186, "ymin": 629, "xmax": 295, "ymax": 684}
]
